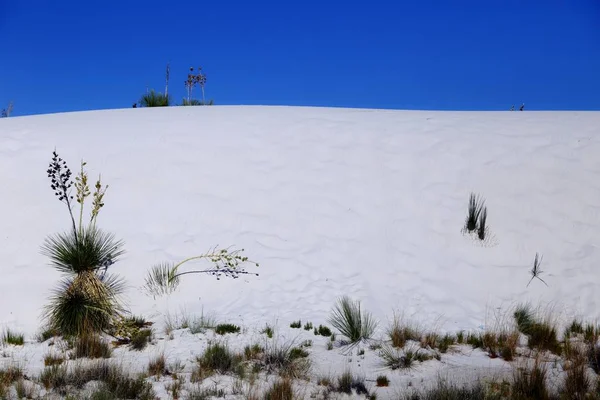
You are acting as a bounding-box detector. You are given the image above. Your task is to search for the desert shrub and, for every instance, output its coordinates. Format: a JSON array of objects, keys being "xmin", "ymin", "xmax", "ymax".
[
  {"xmin": 379, "ymin": 345, "xmax": 430, "ymax": 370},
  {"xmin": 73, "ymin": 335, "xmax": 112, "ymax": 359},
  {"xmin": 388, "ymin": 316, "xmax": 421, "ymax": 348},
  {"xmin": 303, "ymin": 322, "xmax": 313, "ymax": 331},
  {"xmin": 264, "ymin": 378, "xmax": 294, "ymax": 400},
  {"xmin": 215, "ymin": 323, "xmax": 240, "ymax": 335},
  {"xmin": 130, "ymin": 329, "xmax": 152, "ymax": 350},
  {"xmin": 148, "ymin": 353, "xmax": 166, "ymax": 376},
  {"xmin": 437, "ymin": 334, "xmax": 455, "ymax": 353},
  {"xmin": 316, "ymin": 325, "xmax": 332, "ymax": 337},
  {"xmin": 456, "ymin": 331, "xmax": 465, "ymax": 344},
  {"xmin": 290, "ymin": 320, "xmax": 301, "ymax": 329},
  {"xmin": 328, "ymin": 296, "xmax": 377, "ymax": 343},
  {"xmin": 165, "ymin": 379, "xmax": 182, "ymax": 399},
  {"xmin": 584, "ymin": 324, "xmax": 599, "ymax": 345},
  {"xmin": 464, "ymin": 193, "xmax": 485, "ymax": 233},
  {"xmin": 15, "ymin": 379, "xmax": 36, "ymax": 399},
  {"xmin": 588, "ymin": 345, "xmax": 600, "ymax": 374},
  {"xmin": 335, "ymin": 370, "xmax": 369, "ymax": 396},
  {"xmin": 0, "ymin": 366, "xmax": 23, "ymax": 393},
  {"xmin": 513, "ymin": 304, "xmax": 559, "ymax": 353},
  {"xmin": 512, "ymin": 359, "xmax": 550, "ymax": 400},
  {"xmin": 244, "ymin": 343, "xmax": 264, "ymax": 360},
  {"xmin": 481, "ymin": 330, "xmax": 518, "ymax": 361},
  {"xmin": 560, "ymin": 343, "xmax": 591, "ymax": 399},
  {"xmin": 261, "ymin": 341, "xmax": 311, "ymax": 378},
  {"xmin": 564, "ymin": 319, "xmax": 584, "ymax": 339},
  {"xmin": 403, "ymin": 379, "xmax": 488, "ymax": 400},
  {"xmin": 43, "ymin": 154, "xmax": 125, "ymax": 339},
  {"xmin": 187, "ymin": 383, "xmax": 225, "ymax": 399},
  {"xmin": 139, "ymin": 90, "xmax": 170, "ymax": 107},
  {"xmin": 262, "ymin": 324, "xmax": 274, "ymax": 338},
  {"xmin": 376, "ymin": 375, "xmax": 389, "ymax": 387},
  {"xmin": 40, "ymin": 361, "xmax": 154, "ymax": 399},
  {"xmin": 2, "ymin": 328, "xmax": 24, "ymax": 345},
  {"xmin": 44, "ymin": 354, "xmax": 65, "ymax": 366},
  {"xmin": 198, "ymin": 343, "xmax": 239, "ymax": 374},
  {"xmin": 289, "ymin": 347, "xmax": 309, "ymax": 359}
]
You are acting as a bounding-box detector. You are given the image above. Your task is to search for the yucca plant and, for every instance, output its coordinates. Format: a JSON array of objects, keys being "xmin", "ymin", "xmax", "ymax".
[
  {"xmin": 139, "ymin": 90, "xmax": 170, "ymax": 107},
  {"xmin": 464, "ymin": 193, "xmax": 485, "ymax": 233},
  {"xmin": 328, "ymin": 296, "xmax": 377, "ymax": 344},
  {"xmin": 42, "ymin": 151, "xmax": 126, "ymax": 338}
]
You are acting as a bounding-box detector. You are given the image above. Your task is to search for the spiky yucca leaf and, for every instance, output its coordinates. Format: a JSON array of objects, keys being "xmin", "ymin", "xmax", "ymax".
[
  {"xmin": 44, "ymin": 271, "xmax": 125, "ymax": 337},
  {"xmin": 41, "ymin": 226, "xmax": 124, "ymax": 274},
  {"xmin": 465, "ymin": 193, "xmax": 484, "ymax": 232},
  {"xmin": 328, "ymin": 296, "xmax": 377, "ymax": 343},
  {"xmin": 144, "ymin": 262, "xmax": 180, "ymax": 297}
]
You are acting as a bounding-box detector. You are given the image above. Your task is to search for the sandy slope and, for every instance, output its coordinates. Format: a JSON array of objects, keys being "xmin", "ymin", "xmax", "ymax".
[{"xmin": 0, "ymin": 106, "xmax": 599, "ymax": 339}]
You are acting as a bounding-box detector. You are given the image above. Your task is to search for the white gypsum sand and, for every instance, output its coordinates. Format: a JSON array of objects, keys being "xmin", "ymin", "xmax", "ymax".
[{"xmin": 0, "ymin": 106, "xmax": 599, "ymax": 398}]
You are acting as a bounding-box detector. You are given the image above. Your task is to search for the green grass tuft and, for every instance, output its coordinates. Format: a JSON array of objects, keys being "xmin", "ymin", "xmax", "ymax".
[
  {"xmin": 215, "ymin": 323, "xmax": 240, "ymax": 335},
  {"xmin": 2, "ymin": 328, "xmax": 24, "ymax": 345}
]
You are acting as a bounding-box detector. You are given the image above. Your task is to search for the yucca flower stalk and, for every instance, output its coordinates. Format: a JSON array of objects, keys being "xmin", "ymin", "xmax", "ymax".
[
  {"xmin": 44, "ymin": 150, "xmax": 125, "ymax": 338},
  {"xmin": 144, "ymin": 246, "xmax": 259, "ymax": 298}
]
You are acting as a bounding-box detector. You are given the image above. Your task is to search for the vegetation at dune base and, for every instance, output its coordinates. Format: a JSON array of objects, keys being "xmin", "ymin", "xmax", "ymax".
[{"xmin": 42, "ymin": 151, "xmax": 127, "ymax": 340}]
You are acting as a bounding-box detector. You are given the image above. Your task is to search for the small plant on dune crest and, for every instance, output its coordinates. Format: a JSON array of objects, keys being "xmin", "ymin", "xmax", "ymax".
[
  {"xmin": 43, "ymin": 152, "xmax": 126, "ymax": 340},
  {"xmin": 303, "ymin": 321, "xmax": 313, "ymax": 331},
  {"xmin": 290, "ymin": 320, "xmax": 301, "ymax": 329},
  {"xmin": 264, "ymin": 378, "xmax": 294, "ymax": 400},
  {"xmin": 139, "ymin": 89, "xmax": 170, "ymax": 107},
  {"xmin": 215, "ymin": 323, "xmax": 240, "ymax": 335},
  {"xmin": 526, "ymin": 252, "xmax": 548, "ymax": 287},
  {"xmin": 143, "ymin": 246, "xmax": 259, "ymax": 298},
  {"xmin": 2, "ymin": 329, "xmax": 24, "ymax": 346},
  {"xmin": 328, "ymin": 296, "xmax": 377, "ymax": 344},
  {"xmin": 464, "ymin": 193, "xmax": 485, "ymax": 233}
]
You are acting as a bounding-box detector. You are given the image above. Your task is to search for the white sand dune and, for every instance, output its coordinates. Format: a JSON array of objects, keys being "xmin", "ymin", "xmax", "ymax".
[{"xmin": 1, "ymin": 106, "xmax": 599, "ymax": 338}]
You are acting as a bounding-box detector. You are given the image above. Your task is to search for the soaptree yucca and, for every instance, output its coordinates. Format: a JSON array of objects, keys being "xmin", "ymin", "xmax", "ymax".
[
  {"xmin": 42, "ymin": 151, "xmax": 126, "ymax": 337},
  {"xmin": 328, "ymin": 296, "xmax": 377, "ymax": 344},
  {"xmin": 139, "ymin": 90, "xmax": 170, "ymax": 107}
]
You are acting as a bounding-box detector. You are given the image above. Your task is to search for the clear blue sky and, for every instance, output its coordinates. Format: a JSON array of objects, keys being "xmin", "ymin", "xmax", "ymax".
[{"xmin": 1, "ymin": 0, "xmax": 599, "ymax": 116}]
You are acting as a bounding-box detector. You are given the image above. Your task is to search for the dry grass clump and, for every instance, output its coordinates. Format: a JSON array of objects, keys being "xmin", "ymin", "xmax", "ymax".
[
  {"xmin": 148, "ymin": 353, "xmax": 167, "ymax": 377},
  {"xmin": 387, "ymin": 314, "xmax": 421, "ymax": 348},
  {"xmin": 44, "ymin": 353, "xmax": 65, "ymax": 366},
  {"xmin": 73, "ymin": 334, "xmax": 112, "ymax": 359},
  {"xmin": 263, "ymin": 378, "xmax": 294, "ymax": 400},
  {"xmin": 39, "ymin": 360, "xmax": 154, "ymax": 399}
]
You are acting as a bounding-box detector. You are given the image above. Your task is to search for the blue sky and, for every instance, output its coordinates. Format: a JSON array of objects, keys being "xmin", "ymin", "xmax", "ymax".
[{"xmin": 1, "ymin": 0, "xmax": 599, "ymax": 116}]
